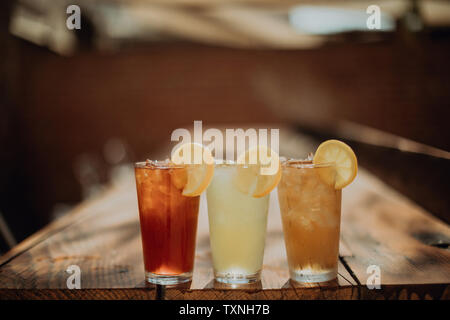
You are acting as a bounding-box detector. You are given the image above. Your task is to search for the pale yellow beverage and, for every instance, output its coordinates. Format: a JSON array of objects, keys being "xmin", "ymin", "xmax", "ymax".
[{"xmin": 206, "ymin": 164, "xmax": 270, "ymax": 284}]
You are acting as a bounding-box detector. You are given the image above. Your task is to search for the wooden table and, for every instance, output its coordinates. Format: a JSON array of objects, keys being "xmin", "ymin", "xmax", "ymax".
[{"xmin": 0, "ymin": 128, "xmax": 449, "ymax": 300}]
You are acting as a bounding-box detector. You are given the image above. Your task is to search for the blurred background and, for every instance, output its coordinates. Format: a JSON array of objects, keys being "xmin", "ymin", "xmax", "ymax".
[{"xmin": 0, "ymin": 0, "xmax": 449, "ymax": 254}]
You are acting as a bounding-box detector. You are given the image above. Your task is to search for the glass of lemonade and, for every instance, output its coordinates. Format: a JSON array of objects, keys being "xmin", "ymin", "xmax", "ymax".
[
  {"xmin": 206, "ymin": 162, "xmax": 270, "ymax": 284},
  {"xmin": 277, "ymin": 160, "xmax": 342, "ymax": 283},
  {"xmin": 135, "ymin": 160, "xmax": 200, "ymax": 285}
]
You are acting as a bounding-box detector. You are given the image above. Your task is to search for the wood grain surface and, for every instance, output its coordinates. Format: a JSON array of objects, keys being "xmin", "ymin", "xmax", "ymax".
[{"xmin": 0, "ymin": 128, "xmax": 449, "ymax": 300}]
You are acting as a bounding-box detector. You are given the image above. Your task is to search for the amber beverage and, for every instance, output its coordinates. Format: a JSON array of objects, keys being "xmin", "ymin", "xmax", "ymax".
[
  {"xmin": 135, "ymin": 161, "xmax": 200, "ymax": 285},
  {"xmin": 278, "ymin": 160, "xmax": 341, "ymax": 283}
]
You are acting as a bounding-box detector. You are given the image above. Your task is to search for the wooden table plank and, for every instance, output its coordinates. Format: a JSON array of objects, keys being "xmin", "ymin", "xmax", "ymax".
[
  {"xmin": 340, "ymin": 171, "xmax": 450, "ymax": 299},
  {"xmin": 0, "ymin": 176, "xmax": 145, "ymax": 290},
  {"xmin": 0, "ymin": 127, "xmax": 449, "ymax": 299}
]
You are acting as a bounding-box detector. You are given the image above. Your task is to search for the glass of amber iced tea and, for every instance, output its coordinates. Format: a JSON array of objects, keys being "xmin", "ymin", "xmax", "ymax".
[
  {"xmin": 135, "ymin": 160, "xmax": 200, "ymax": 285},
  {"xmin": 277, "ymin": 160, "xmax": 341, "ymax": 283}
]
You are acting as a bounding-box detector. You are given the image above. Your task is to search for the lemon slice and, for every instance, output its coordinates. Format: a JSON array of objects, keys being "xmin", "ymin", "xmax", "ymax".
[
  {"xmin": 313, "ymin": 140, "xmax": 358, "ymax": 189},
  {"xmin": 234, "ymin": 146, "xmax": 281, "ymax": 198},
  {"xmin": 171, "ymin": 143, "xmax": 214, "ymax": 196}
]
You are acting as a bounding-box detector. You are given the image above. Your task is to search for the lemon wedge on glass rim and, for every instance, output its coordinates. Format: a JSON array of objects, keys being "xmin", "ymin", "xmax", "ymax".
[
  {"xmin": 171, "ymin": 142, "xmax": 215, "ymax": 196},
  {"xmin": 234, "ymin": 145, "xmax": 281, "ymax": 198},
  {"xmin": 313, "ymin": 139, "xmax": 358, "ymax": 189}
]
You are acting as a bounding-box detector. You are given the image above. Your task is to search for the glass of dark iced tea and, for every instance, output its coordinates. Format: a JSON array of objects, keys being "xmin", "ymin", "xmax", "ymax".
[{"xmin": 135, "ymin": 160, "xmax": 200, "ymax": 285}]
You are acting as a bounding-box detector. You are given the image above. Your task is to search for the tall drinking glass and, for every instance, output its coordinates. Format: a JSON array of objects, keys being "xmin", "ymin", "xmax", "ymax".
[
  {"xmin": 277, "ymin": 160, "xmax": 341, "ymax": 283},
  {"xmin": 135, "ymin": 161, "xmax": 200, "ymax": 285},
  {"xmin": 206, "ymin": 163, "xmax": 270, "ymax": 284}
]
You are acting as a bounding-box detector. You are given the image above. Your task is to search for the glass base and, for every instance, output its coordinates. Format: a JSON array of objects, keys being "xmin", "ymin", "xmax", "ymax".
[
  {"xmin": 145, "ymin": 271, "xmax": 192, "ymax": 285},
  {"xmin": 214, "ymin": 270, "xmax": 260, "ymax": 284},
  {"xmin": 290, "ymin": 268, "xmax": 337, "ymax": 283}
]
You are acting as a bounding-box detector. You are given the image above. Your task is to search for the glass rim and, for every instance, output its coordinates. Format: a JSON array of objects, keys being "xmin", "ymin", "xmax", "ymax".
[
  {"xmin": 214, "ymin": 159, "xmax": 245, "ymax": 167},
  {"xmin": 213, "ymin": 160, "xmax": 276, "ymax": 168},
  {"xmin": 281, "ymin": 159, "xmax": 335, "ymax": 169},
  {"xmin": 134, "ymin": 161, "xmax": 186, "ymax": 169}
]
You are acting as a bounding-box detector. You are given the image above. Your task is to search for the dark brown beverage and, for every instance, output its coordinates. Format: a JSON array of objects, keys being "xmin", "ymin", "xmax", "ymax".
[{"xmin": 135, "ymin": 161, "xmax": 200, "ymax": 285}]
